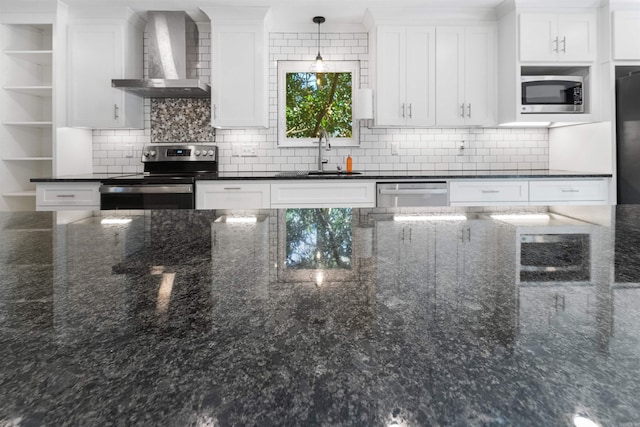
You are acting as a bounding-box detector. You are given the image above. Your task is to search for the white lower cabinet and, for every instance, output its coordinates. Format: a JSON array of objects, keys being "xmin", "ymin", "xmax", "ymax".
[
  {"xmin": 36, "ymin": 182, "xmax": 101, "ymax": 211},
  {"xmin": 196, "ymin": 181, "xmax": 270, "ymax": 209},
  {"xmin": 449, "ymin": 180, "xmax": 529, "ymax": 206},
  {"xmin": 529, "ymin": 179, "xmax": 608, "ymax": 205},
  {"xmin": 270, "ymin": 181, "xmax": 376, "ymax": 208}
]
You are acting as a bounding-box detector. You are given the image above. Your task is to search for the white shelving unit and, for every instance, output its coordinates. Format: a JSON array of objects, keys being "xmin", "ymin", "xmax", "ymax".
[{"xmin": 0, "ymin": 22, "xmax": 54, "ymax": 211}]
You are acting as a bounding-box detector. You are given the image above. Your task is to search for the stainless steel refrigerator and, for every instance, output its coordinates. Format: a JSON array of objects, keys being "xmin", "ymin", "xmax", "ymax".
[{"xmin": 616, "ymin": 71, "xmax": 640, "ymax": 204}]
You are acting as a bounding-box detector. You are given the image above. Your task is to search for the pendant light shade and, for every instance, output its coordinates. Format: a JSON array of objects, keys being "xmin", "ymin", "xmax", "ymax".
[{"xmin": 312, "ymin": 16, "xmax": 326, "ymax": 72}]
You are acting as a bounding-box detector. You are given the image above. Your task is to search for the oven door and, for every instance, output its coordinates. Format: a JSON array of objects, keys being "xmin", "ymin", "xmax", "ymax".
[
  {"xmin": 520, "ymin": 76, "xmax": 583, "ymax": 113},
  {"xmin": 518, "ymin": 233, "xmax": 590, "ymax": 283},
  {"xmin": 100, "ymin": 184, "xmax": 194, "ymax": 210}
]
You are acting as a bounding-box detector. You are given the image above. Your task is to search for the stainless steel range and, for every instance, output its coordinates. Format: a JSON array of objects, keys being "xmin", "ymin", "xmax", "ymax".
[{"xmin": 100, "ymin": 143, "xmax": 218, "ymax": 210}]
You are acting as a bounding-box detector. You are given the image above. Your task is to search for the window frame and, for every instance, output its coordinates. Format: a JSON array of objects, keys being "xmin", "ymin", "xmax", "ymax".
[{"xmin": 277, "ymin": 60, "xmax": 360, "ymax": 148}]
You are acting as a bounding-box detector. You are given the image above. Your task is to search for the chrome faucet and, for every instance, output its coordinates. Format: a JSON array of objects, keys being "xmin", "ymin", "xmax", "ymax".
[{"xmin": 316, "ymin": 129, "xmax": 331, "ymax": 171}]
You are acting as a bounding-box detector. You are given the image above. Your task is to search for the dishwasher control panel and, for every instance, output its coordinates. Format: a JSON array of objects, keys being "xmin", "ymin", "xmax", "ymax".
[{"xmin": 376, "ymin": 182, "xmax": 448, "ymax": 207}]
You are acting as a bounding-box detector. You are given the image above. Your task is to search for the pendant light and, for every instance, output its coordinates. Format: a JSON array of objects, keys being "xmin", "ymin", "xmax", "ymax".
[{"xmin": 312, "ymin": 16, "xmax": 326, "ymax": 72}]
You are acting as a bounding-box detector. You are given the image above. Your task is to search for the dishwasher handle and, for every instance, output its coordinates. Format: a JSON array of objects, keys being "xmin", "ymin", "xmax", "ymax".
[{"xmin": 378, "ymin": 188, "xmax": 448, "ymax": 195}]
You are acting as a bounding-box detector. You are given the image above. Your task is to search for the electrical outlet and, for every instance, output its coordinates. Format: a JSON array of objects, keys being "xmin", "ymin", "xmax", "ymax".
[
  {"xmin": 391, "ymin": 142, "xmax": 399, "ymax": 155},
  {"xmin": 240, "ymin": 143, "xmax": 257, "ymax": 157},
  {"xmin": 125, "ymin": 144, "xmax": 133, "ymax": 158}
]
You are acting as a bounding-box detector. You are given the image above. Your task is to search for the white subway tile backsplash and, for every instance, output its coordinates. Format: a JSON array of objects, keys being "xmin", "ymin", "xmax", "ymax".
[{"xmin": 93, "ymin": 30, "xmax": 549, "ymax": 174}]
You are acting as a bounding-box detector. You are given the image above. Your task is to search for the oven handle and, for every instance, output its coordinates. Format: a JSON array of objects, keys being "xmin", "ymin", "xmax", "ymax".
[{"xmin": 99, "ymin": 184, "xmax": 193, "ymax": 194}]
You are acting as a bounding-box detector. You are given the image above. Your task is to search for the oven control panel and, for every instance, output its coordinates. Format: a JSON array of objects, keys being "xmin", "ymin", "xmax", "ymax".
[{"xmin": 142, "ymin": 144, "xmax": 217, "ymax": 162}]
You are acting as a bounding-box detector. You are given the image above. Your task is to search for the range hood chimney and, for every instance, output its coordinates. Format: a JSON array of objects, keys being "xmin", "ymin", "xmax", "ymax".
[{"xmin": 112, "ymin": 11, "xmax": 210, "ymax": 98}]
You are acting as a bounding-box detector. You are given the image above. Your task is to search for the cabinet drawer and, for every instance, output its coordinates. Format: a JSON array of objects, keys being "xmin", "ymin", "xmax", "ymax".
[
  {"xmin": 36, "ymin": 183, "xmax": 101, "ymax": 210},
  {"xmin": 196, "ymin": 182, "xmax": 270, "ymax": 209},
  {"xmin": 270, "ymin": 181, "xmax": 376, "ymax": 208},
  {"xmin": 529, "ymin": 179, "xmax": 607, "ymax": 204},
  {"xmin": 449, "ymin": 180, "xmax": 529, "ymax": 205}
]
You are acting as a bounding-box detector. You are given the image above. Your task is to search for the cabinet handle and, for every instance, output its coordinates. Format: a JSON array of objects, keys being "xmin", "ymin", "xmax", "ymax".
[
  {"xmin": 408, "ymin": 103, "xmax": 412, "ymax": 118},
  {"xmin": 56, "ymin": 194, "xmax": 76, "ymax": 198},
  {"xmin": 467, "ymin": 103, "xmax": 471, "ymax": 118},
  {"xmin": 460, "ymin": 103, "xmax": 465, "ymax": 118},
  {"xmin": 213, "ymin": 104, "xmax": 217, "ymax": 120},
  {"xmin": 552, "ymin": 36, "xmax": 559, "ymax": 52},
  {"xmin": 223, "ymin": 187, "xmax": 241, "ymax": 190},
  {"xmin": 561, "ymin": 188, "xmax": 579, "ymax": 193},
  {"xmin": 482, "ymin": 190, "xmax": 500, "ymax": 194},
  {"xmin": 401, "ymin": 103, "xmax": 405, "ymax": 118},
  {"xmin": 561, "ymin": 36, "xmax": 566, "ymax": 53},
  {"xmin": 114, "ymin": 104, "xmax": 119, "ymax": 120}
]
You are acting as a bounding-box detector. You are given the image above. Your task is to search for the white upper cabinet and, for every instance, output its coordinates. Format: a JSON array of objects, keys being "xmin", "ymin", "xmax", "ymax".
[
  {"xmin": 67, "ymin": 11, "xmax": 144, "ymax": 128},
  {"xmin": 436, "ymin": 26, "xmax": 495, "ymax": 126},
  {"xmin": 613, "ymin": 10, "xmax": 640, "ymax": 60},
  {"xmin": 519, "ymin": 13, "xmax": 597, "ymax": 62},
  {"xmin": 202, "ymin": 7, "xmax": 270, "ymax": 129},
  {"xmin": 373, "ymin": 25, "xmax": 436, "ymax": 127}
]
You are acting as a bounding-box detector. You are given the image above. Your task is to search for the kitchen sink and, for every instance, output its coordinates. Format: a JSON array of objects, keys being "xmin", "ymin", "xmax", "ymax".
[
  {"xmin": 275, "ymin": 170, "xmax": 363, "ymax": 177},
  {"xmin": 307, "ymin": 171, "xmax": 362, "ymax": 175}
]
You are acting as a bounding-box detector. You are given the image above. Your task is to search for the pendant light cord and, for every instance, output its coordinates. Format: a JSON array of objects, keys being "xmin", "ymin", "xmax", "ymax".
[{"xmin": 313, "ymin": 16, "xmax": 325, "ymax": 62}]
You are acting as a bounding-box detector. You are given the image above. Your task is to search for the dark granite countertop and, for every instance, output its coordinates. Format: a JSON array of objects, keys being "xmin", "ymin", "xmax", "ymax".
[
  {"xmin": 205, "ymin": 169, "xmax": 612, "ymax": 180},
  {"xmin": 0, "ymin": 206, "xmax": 637, "ymax": 426},
  {"xmin": 31, "ymin": 169, "xmax": 612, "ymax": 183}
]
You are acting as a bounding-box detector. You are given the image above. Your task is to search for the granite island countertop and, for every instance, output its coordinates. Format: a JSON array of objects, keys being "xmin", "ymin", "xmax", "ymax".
[
  {"xmin": 0, "ymin": 206, "xmax": 638, "ymax": 426},
  {"xmin": 31, "ymin": 169, "xmax": 613, "ymax": 182}
]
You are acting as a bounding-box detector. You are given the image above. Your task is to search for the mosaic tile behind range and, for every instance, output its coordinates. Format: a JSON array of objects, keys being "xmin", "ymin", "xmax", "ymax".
[{"xmin": 150, "ymin": 98, "xmax": 215, "ymax": 143}]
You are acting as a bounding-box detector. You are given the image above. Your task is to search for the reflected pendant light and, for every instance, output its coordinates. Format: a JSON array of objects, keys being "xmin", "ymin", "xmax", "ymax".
[{"xmin": 313, "ymin": 16, "xmax": 326, "ymax": 72}]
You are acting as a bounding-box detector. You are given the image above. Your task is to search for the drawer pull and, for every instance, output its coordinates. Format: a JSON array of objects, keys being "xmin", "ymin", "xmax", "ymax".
[
  {"xmin": 561, "ymin": 189, "xmax": 579, "ymax": 193},
  {"xmin": 56, "ymin": 194, "xmax": 76, "ymax": 198},
  {"xmin": 224, "ymin": 187, "xmax": 242, "ymax": 190},
  {"xmin": 482, "ymin": 190, "xmax": 500, "ymax": 194}
]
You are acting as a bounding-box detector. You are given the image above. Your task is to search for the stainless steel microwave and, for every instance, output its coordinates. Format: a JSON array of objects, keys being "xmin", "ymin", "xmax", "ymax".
[{"xmin": 521, "ymin": 75, "xmax": 584, "ymax": 114}]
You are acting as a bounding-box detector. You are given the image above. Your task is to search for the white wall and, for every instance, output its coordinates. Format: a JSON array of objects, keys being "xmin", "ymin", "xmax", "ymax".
[{"xmin": 92, "ymin": 29, "xmax": 549, "ymax": 174}]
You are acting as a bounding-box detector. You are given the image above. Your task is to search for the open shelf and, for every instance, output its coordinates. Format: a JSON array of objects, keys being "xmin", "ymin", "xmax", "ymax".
[
  {"xmin": 3, "ymin": 157, "xmax": 53, "ymax": 161},
  {"xmin": 2, "ymin": 121, "xmax": 53, "ymax": 127},
  {"xmin": 3, "ymin": 190, "xmax": 36, "ymax": 197},
  {"xmin": 3, "ymin": 50, "xmax": 52, "ymax": 65},
  {"xmin": 1, "ymin": 23, "xmax": 54, "ymax": 211},
  {"xmin": 4, "ymin": 86, "xmax": 53, "ymax": 97}
]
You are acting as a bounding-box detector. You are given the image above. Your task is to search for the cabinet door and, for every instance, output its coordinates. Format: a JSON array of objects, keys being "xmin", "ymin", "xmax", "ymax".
[
  {"xmin": 529, "ymin": 179, "xmax": 607, "ymax": 204},
  {"xmin": 211, "ymin": 24, "xmax": 267, "ymax": 128},
  {"xmin": 463, "ymin": 26, "xmax": 495, "ymax": 126},
  {"xmin": 557, "ymin": 14, "xmax": 596, "ymax": 61},
  {"xmin": 449, "ymin": 180, "xmax": 529, "ymax": 206},
  {"xmin": 613, "ymin": 11, "xmax": 640, "ymax": 60},
  {"xmin": 196, "ymin": 182, "xmax": 270, "ymax": 209},
  {"xmin": 270, "ymin": 181, "xmax": 375, "ymax": 208},
  {"xmin": 67, "ymin": 24, "xmax": 143, "ymax": 128},
  {"xmin": 68, "ymin": 24, "xmax": 123, "ymax": 128},
  {"xmin": 519, "ymin": 14, "xmax": 558, "ymax": 62},
  {"xmin": 375, "ymin": 26, "xmax": 407, "ymax": 126},
  {"xmin": 435, "ymin": 27, "xmax": 465, "ymax": 126},
  {"xmin": 405, "ymin": 27, "xmax": 435, "ymax": 126},
  {"xmin": 36, "ymin": 182, "xmax": 100, "ymax": 211}
]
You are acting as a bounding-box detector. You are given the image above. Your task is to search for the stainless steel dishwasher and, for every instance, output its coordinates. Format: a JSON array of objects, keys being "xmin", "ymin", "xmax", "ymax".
[{"xmin": 376, "ymin": 182, "xmax": 448, "ymax": 207}]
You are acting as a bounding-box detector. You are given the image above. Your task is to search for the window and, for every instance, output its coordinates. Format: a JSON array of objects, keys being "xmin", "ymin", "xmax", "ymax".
[{"xmin": 278, "ymin": 61, "xmax": 360, "ymax": 147}]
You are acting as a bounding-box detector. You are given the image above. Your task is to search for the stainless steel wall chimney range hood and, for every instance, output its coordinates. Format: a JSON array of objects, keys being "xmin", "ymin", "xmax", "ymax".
[{"xmin": 112, "ymin": 11, "xmax": 210, "ymax": 98}]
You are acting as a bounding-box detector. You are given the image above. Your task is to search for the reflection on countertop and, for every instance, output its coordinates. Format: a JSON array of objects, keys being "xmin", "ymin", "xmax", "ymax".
[{"xmin": 0, "ymin": 206, "xmax": 638, "ymax": 426}]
